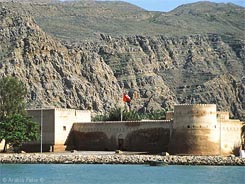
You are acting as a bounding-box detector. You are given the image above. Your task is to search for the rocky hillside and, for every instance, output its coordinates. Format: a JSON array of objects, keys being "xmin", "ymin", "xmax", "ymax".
[
  {"xmin": 74, "ymin": 34, "xmax": 244, "ymax": 118},
  {"xmin": 0, "ymin": 7, "xmax": 121, "ymax": 113},
  {"xmin": 0, "ymin": 1, "xmax": 244, "ymax": 119}
]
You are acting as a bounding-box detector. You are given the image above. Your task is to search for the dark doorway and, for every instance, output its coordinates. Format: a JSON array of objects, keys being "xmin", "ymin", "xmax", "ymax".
[{"xmin": 118, "ymin": 139, "xmax": 124, "ymax": 150}]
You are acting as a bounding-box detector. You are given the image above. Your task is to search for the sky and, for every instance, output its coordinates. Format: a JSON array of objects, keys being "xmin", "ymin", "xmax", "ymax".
[{"xmin": 96, "ymin": 0, "xmax": 245, "ymax": 12}]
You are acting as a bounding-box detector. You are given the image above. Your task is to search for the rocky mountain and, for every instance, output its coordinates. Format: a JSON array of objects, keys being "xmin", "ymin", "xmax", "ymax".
[
  {"xmin": 80, "ymin": 34, "xmax": 244, "ymax": 118},
  {"xmin": 0, "ymin": 1, "xmax": 244, "ymax": 119},
  {"xmin": 1, "ymin": 1, "xmax": 244, "ymax": 41}
]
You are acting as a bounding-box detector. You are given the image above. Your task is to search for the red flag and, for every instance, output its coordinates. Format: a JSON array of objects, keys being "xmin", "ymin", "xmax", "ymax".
[{"xmin": 123, "ymin": 93, "xmax": 131, "ymax": 103}]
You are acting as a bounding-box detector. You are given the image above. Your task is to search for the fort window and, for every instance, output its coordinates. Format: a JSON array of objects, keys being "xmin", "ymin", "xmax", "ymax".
[
  {"xmin": 63, "ymin": 126, "xmax": 66, "ymax": 131},
  {"xmin": 187, "ymin": 125, "xmax": 190, "ymax": 128}
]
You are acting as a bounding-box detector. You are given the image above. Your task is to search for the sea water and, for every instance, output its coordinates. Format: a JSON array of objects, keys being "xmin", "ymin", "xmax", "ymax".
[{"xmin": 0, "ymin": 164, "xmax": 244, "ymax": 184}]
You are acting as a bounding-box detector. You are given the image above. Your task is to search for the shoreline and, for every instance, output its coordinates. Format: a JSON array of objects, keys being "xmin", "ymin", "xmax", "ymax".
[{"xmin": 0, "ymin": 153, "xmax": 245, "ymax": 166}]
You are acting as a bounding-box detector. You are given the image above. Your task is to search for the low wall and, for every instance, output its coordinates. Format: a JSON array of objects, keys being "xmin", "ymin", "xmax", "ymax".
[{"xmin": 66, "ymin": 120, "xmax": 172, "ymax": 153}]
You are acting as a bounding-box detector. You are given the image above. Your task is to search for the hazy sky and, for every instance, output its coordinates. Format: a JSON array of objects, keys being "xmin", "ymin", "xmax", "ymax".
[{"xmin": 96, "ymin": 0, "xmax": 245, "ymax": 12}]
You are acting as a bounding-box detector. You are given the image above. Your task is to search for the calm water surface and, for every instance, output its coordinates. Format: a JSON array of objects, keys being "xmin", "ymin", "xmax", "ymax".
[{"xmin": 0, "ymin": 164, "xmax": 244, "ymax": 184}]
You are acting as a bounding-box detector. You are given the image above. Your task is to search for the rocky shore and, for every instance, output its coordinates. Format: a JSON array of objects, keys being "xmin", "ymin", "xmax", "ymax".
[{"xmin": 0, "ymin": 153, "xmax": 245, "ymax": 166}]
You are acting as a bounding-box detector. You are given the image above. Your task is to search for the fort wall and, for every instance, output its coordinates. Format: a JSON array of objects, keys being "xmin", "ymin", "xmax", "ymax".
[
  {"xmin": 66, "ymin": 104, "xmax": 242, "ymax": 155},
  {"xmin": 218, "ymin": 119, "xmax": 242, "ymax": 155},
  {"xmin": 67, "ymin": 120, "xmax": 172, "ymax": 152},
  {"xmin": 22, "ymin": 108, "xmax": 91, "ymax": 152},
  {"xmin": 54, "ymin": 108, "xmax": 91, "ymax": 152},
  {"xmin": 27, "ymin": 109, "xmax": 55, "ymax": 144},
  {"xmin": 1, "ymin": 105, "xmax": 241, "ymax": 155}
]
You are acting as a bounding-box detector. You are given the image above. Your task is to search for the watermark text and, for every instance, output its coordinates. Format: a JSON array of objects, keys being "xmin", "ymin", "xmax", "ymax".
[{"xmin": 1, "ymin": 177, "xmax": 45, "ymax": 183}]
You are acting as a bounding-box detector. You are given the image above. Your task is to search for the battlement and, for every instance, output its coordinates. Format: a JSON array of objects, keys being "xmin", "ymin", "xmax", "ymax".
[
  {"xmin": 217, "ymin": 112, "xmax": 229, "ymax": 120},
  {"xmin": 174, "ymin": 104, "xmax": 216, "ymax": 108},
  {"xmin": 174, "ymin": 104, "xmax": 217, "ymax": 116},
  {"xmin": 173, "ymin": 104, "xmax": 217, "ymax": 128},
  {"xmin": 55, "ymin": 108, "xmax": 91, "ymax": 113}
]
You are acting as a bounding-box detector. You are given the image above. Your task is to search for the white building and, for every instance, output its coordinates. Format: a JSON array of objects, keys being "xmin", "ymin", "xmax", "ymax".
[{"xmin": 23, "ymin": 108, "xmax": 91, "ymax": 152}]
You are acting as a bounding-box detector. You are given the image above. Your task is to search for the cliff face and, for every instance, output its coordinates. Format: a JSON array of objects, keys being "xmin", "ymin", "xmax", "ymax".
[
  {"xmin": 78, "ymin": 34, "xmax": 244, "ymax": 117},
  {"xmin": 0, "ymin": 3, "xmax": 244, "ymax": 119},
  {"xmin": 0, "ymin": 7, "xmax": 121, "ymax": 113}
]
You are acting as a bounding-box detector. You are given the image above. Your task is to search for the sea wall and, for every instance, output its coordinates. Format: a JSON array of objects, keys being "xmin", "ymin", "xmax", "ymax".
[{"xmin": 0, "ymin": 153, "xmax": 244, "ymax": 166}]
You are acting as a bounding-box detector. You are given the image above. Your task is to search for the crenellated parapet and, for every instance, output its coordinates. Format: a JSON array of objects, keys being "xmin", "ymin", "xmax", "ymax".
[
  {"xmin": 217, "ymin": 112, "xmax": 229, "ymax": 120},
  {"xmin": 173, "ymin": 104, "xmax": 217, "ymax": 128}
]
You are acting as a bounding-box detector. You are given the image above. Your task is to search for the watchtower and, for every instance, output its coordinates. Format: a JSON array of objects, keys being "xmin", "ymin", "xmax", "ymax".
[{"xmin": 168, "ymin": 104, "xmax": 220, "ymax": 155}]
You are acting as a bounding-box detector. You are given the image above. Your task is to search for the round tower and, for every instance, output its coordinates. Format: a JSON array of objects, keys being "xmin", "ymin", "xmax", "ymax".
[{"xmin": 168, "ymin": 104, "xmax": 220, "ymax": 155}]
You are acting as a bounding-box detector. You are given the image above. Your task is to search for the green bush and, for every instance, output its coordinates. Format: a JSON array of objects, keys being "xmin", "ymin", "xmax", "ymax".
[
  {"xmin": 92, "ymin": 108, "xmax": 166, "ymax": 121},
  {"xmin": 0, "ymin": 114, "xmax": 39, "ymax": 153}
]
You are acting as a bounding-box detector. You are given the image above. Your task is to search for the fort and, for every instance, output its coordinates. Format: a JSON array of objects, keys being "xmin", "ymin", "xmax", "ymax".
[{"xmin": 0, "ymin": 104, "xmax": 243, "ymax": 156}]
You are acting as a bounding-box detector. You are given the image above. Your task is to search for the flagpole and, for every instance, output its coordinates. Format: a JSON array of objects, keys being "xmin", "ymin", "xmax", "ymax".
[
  {"xmin": 120, "ymin": 107, "xmax": 123, "ymax": 122},
  {"xmin": 121, "ymin": 92, "xmax": 123, "ymax": 122}
]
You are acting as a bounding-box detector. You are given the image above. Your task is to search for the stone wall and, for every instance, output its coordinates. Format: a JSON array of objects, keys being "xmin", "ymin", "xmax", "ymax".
[
  {"xmin": 65, "ymin": 104, "xmax": 242, "ymax": 155},
  {"xmin": 27, "ymin": 109, "xmax": 55, "ymax": 145},
  {"xmin": 54, "ymin": 108, "xmax": 91, "ymax": 151},
  {"xmin": 219, "ymin": 119, "xmax": 242, "ymax": 155},
  {"xmin": 67, "ymin": 120, "xmax": 172, "ymax": 153},
  {"xmin": 22, "ymin": 108, "xmax": 91, "ymax": 152}
]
